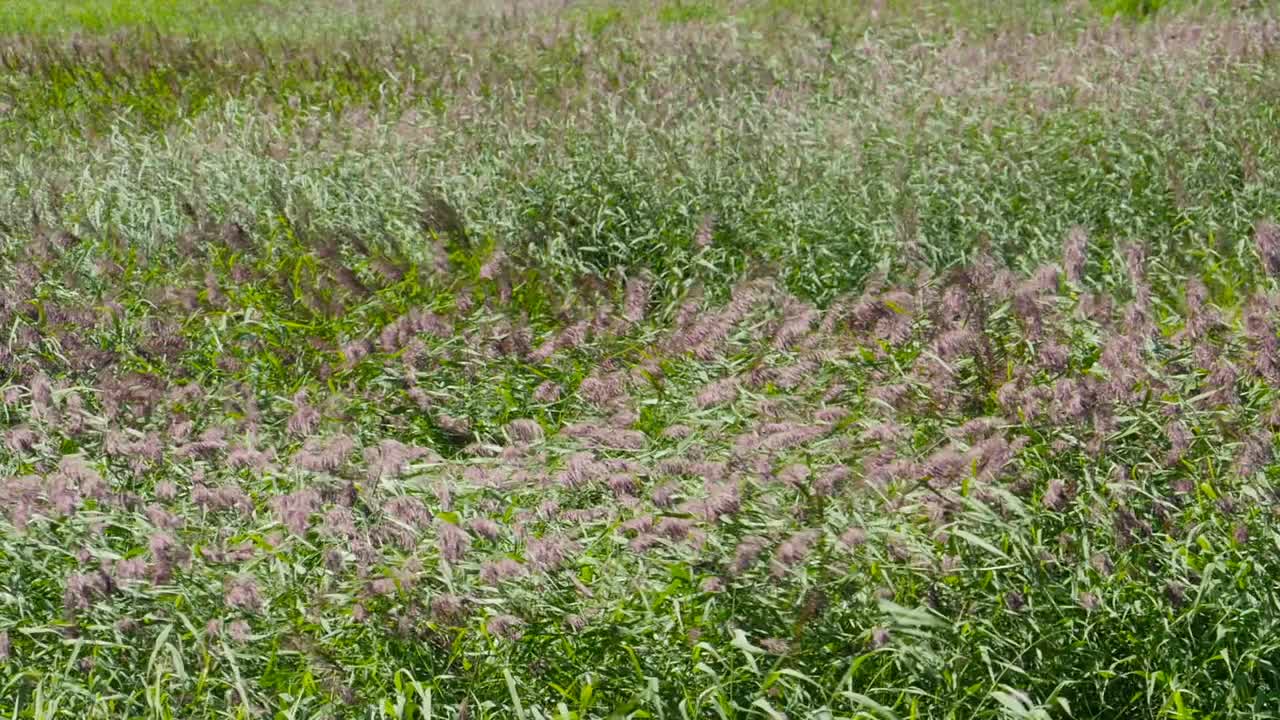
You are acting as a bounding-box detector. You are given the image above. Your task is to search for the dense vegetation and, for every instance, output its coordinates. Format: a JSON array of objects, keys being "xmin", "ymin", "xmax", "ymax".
[{"xmin": 1, "ymin": 1, "xmax": 1279, "ymax": 717}]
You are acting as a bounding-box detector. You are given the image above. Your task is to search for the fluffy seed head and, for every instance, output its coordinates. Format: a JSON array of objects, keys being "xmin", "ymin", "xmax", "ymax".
[
  {"xmin": 486, "ymin": 614, "xmax": 525, "ymax": 641},
  {"xmin": 1063, "ymin": 226, "xmax": 1088, "ymax": 284},
  {"xmin": 224, "ymin": 575, "xmax": 263, "ymax": 612},
  {"xmin": 436, "ymin": 521, "xmax": 471, "ymax": 563},
  {"xmin": 1255, "ymin": 221, "xmax": 1280, "ymax": 277}
]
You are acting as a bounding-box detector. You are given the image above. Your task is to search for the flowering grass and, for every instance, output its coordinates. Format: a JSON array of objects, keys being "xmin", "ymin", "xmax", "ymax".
[{"xmin": 2, "ymin": 1, "xmax": 1280, "ymax": 718}]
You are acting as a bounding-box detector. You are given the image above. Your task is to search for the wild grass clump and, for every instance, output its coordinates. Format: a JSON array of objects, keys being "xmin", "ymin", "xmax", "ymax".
[
  {"xmin": 1, "ymin": 1, "xmax": 1280, "ymax": 717},
  {"xmin": 4, "ymin": 197, "xmax": 1280, "ymax": 717}
]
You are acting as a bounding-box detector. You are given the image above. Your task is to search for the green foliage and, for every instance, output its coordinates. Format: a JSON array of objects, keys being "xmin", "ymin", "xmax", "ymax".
[
  {"xmin": 0, "ymin": 0, "xmax": 270, "ymax": 35},
  {"xmin": 656, "ymin": 1, "xmax": 724, "ymax": 24},
  {"xmin": 583, "ymin": 6, "xmax": 625, "ymax": 37},
  {"xmin": 1094, "ymin": 0, "xmax": 1168, "ymax": 19}
]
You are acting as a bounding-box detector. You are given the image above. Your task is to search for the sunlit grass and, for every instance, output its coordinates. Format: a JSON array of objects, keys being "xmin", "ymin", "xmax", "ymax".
[{"xmin": 0, "ymin": 0, "xmax": 274, "ymax": 36}]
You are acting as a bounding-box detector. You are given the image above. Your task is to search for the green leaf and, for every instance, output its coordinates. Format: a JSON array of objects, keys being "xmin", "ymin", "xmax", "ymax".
[{"xmin": 953, "ymin": 530, "xmax": 1009, "ymax": 559}]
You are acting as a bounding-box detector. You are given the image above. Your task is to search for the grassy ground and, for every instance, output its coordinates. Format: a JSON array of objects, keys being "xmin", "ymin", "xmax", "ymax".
[{"xmin": 1, "ymin": 1, "xmax": 1280, "ymax": 718}]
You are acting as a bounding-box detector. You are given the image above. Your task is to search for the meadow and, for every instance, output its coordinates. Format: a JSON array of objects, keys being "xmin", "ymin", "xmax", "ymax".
[{"xmin": 1, "ymin": 0, "xmax": 1280, "ymax": 717}]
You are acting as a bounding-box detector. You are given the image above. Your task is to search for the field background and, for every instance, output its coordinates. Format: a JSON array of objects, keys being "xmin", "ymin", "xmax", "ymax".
[{"xmin": 1, "ymin": 0, "xmax": 1280, "ymax": 718}]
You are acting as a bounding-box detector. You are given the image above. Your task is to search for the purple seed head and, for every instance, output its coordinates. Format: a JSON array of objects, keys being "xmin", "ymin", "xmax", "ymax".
[
  {"xmin": 730, "ymin": 535, "xmax": 768, "ymax": 575},
  {"xmin": 1062, "ymin": 226, "xmax": 1088, "ymax": 284},
  {"xmin": 870, "ymin": 627, "xmax": 891, "ymax": 649},
  {"xmin": 486, "ymin": 614, "xmax": 525, "ymax": 641},
  {"xmin": 223, "ymin": 575, "xmax": 263, "ymax": 612},
  {"xmin": 1255, "ymin": 221, "xmax": 1280, "ymax": 277},
  {"xmin": 436, "ymin": 521, "xmax": 471, "ymax": 564}
]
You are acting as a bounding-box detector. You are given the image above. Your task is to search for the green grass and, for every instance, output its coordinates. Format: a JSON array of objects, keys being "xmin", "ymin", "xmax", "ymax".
[
  {"xmin": 1, "ymin": 0, "xmax": 1279, "ymax": 718},
  {"xmin": 0, "ymin": 0, "xmax": 273, "ymax": 36}
]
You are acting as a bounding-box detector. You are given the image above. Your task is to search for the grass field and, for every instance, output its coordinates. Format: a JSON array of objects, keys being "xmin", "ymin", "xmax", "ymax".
[{"xmin": 2, "ymin": 1, "xmax": 1280, "ymax": 718}]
